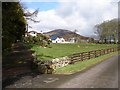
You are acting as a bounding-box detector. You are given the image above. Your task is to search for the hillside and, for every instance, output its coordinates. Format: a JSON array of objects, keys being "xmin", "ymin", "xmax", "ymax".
[{"xmin": 44, "ymin": 29, "xmax": 90, "ymax": 41}]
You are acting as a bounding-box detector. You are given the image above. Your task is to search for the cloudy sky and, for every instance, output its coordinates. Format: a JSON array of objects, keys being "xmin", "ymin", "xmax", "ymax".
[{"xmin": 21, "ymin": 0, "xmax": 119, "ymax": 37}]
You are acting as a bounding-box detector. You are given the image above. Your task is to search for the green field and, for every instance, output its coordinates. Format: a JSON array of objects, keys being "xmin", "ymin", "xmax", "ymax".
[{"xmin": 31, "ymin": 43, "xmax": 117, "ymax": 60}]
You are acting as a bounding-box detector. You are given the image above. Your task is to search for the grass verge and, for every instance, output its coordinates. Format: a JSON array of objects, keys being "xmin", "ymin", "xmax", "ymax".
[{"xmin": 55, "ymin": 52, "xmax": 118, "ymax": 74}]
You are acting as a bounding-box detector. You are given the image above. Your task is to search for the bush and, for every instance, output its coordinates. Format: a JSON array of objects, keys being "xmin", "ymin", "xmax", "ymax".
[{"xmin": 23, "ymin": 34, "xmax": 51, "ymax": 47}]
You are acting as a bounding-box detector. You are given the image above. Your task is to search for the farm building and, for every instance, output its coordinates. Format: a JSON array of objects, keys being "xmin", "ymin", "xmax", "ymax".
[
  {"xmin": 25, "ymin": 31, "xmax": 41, "ymax": 37},
  {"xmin": 50, "ymin": 36, "xmax": 65, "ymax": 43},
  {"xmin": 68, "ymin": 38, "xmax": 76, "ymax": 43}
]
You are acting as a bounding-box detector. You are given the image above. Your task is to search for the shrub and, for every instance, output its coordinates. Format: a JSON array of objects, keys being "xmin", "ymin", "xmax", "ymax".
[{"xmin": 23, "ymin": 34, "xmax": 51, "ymax": 47}]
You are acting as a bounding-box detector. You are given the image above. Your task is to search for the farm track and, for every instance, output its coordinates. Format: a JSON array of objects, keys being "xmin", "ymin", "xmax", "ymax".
[{"xmin": 2, "ymin": 42, "xmax": 34, "ymax": 81}]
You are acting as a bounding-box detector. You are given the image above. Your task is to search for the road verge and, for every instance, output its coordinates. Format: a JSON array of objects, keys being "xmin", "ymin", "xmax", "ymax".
[{"xmin": 55, "ymin": 52, "xmax": 118, "ymax": 74}]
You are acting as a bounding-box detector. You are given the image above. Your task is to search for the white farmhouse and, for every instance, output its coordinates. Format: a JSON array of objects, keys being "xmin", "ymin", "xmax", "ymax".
[
  {"xmin": 25, "ymin": 31, "xmax": 42, "ymax": 37},
  {"xmin": 51, "ymin": 36, "xmax": 65, "ymax": 43}
]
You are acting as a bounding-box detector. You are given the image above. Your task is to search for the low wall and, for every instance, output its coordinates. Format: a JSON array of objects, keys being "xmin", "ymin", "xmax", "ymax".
[
  {"xmin": 31, "ymin": 56, "xmax": 70, "ymax": 74},
  {"xmin": 52, "ymin": 56, "xmax": 70, "ymax": 69}
]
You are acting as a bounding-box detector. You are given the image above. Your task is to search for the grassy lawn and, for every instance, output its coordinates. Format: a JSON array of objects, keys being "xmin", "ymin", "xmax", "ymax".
[
  {"xmin": 55, "ymin": 52, "xmax": 118, "ymax": 74},
  {"xmin": 31, "ymin": 43, "xmax": 117, "ymax": 60}
]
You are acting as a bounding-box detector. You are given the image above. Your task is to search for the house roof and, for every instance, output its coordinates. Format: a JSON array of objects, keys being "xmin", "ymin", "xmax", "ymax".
[{"xmin": 50, "ymin": 35, "xmax": 58, "ymax": 40}]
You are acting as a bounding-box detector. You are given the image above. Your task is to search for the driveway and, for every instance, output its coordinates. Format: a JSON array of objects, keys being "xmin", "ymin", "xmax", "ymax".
[{"xmin": 4, "ymin": 54, "xmax": 119, "ymax": 88}]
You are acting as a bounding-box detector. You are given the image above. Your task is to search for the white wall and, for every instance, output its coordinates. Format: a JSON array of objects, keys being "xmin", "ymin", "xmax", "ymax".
[
  {"xmin": 52, "ymin": 37, "xmax": 66, "ymax": 43},
  {"xmin": 29, "ymin": 33, "xmax": 37, "ymax": 36}
]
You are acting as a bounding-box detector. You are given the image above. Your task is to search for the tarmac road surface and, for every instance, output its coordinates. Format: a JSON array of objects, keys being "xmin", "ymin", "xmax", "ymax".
[{"xmin": 56, "ymin": 54, "xmax": 119, "ymax": 88}]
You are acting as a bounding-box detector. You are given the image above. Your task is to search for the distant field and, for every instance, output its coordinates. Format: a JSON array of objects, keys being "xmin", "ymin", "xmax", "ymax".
[{"xmin": 31, "ymin": 43, "xmax": 117, "ymax": 60}]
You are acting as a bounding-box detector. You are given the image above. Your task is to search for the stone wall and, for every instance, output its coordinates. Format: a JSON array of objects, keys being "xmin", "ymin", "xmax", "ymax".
[
  {"xmin": 31, "ymin": 56, "xmax": 71, "ymax": 74},
  {"xmin": 52, "ymin": 56, "xmax": 70, "ymax": 69}
]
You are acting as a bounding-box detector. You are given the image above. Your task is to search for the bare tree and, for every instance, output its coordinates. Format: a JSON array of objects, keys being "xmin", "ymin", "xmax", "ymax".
[
  {"xmin": 24, "ymin": 9, "xmax": 40, "ymax": 23},
  {"xmin": 20, "ymin": 2, "xmax": 40, "ymax": 32}
]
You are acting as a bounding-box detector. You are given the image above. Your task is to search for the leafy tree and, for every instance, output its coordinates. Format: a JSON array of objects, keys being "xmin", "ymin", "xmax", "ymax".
[
  {"xmin": 2, "ymin": 2, "xmax": 27, "ymax": 52},
  {"xmin": 94, "ymin": 19, "xmax": 118, "ymax": 44}
]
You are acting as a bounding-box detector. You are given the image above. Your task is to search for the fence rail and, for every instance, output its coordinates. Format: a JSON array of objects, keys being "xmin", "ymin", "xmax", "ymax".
[{"xmin": 69, "ymin": 47, "xmax": 119, "ymax": 64}]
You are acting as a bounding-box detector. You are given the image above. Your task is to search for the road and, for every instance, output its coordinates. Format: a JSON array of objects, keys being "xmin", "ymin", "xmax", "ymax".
[
  {"xmin": 5, "ymin": 54, "xmax": 119, "ymax": 88},
  {"xmin": 56, "ymin": 54, "xmax": 119, "ymax": 88}
]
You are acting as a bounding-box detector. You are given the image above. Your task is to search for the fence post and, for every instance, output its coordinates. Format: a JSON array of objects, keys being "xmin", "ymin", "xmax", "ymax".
[
  {"xmin": 88, "ymin": 52, "xmax": 91, "ymax": 59},
  {"xmin": 103, "ymin": 49, "xmax": 105, "ymax": 54},
  {"xmin": 95, "ymin": 50, "xmax": 97, "ymax": 58},
  {"xmin": 81, "ymin": 53, "xmax": 83, "ymax": 61},
  {"xmin": 101, "ymin": 49, "xmax": 104, "ymax": 55},
  {"xmin": 110, "ymin": 48, "xmax": 112, "ymax": 52},
  {"xmin": 107, "ymin": 49, "xmax": 109, "ymax": 53},
  {"xmin": 111, "ymin": 48, "xmax": 112, "ymax": 52},
  {"xmin": 84, "ymin": 53, "xmax": 86, "ymax": 60},
  {"xmin": 99, "ymin": 50, "xmax": 101, "ymax": 56},
  {"xmin": 107, "ymin": 49, "xmax": 108, "ymax": 54}
]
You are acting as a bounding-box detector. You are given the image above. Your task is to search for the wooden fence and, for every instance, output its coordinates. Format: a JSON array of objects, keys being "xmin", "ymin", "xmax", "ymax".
[
  {"xmin": 31, "ymin": 47, "xmax": 119, "ymax": 74},
  {"xmin": 69, "ymin": 47, "xmax": 119, "ymax": 64}
]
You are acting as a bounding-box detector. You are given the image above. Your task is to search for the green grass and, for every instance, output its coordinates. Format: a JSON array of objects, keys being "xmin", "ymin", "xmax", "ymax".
[
  {"xmin": 55, "ymin": 52, "xmax": 118, "ymax": 74},
  {"xmin": 31, "ymin": 43, "xmax": 117, "ymax": 60}
]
